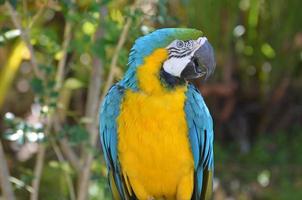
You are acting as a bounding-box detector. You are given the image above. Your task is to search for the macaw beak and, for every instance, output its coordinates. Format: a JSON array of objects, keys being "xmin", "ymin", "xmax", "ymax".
[{"xmin": 180, "ymin": 39, "xmax": 216, "ymax": 80}]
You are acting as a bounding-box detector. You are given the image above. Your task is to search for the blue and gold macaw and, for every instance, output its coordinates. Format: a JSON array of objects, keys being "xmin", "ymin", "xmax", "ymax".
[{"xmin": 99, "ymin": 28, "xmax": 215, "ymax": 200}]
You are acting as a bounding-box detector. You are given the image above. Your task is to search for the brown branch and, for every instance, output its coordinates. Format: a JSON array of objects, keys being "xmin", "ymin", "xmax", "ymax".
[
  {"xmin": 197, "ymin": 82, "xmax": 237, "ymax": 97},
  {"xmin": 258, "ymin": 77, "xmax": 291, "ymax": 133},
  {"xmin": 55, "ymin": 6, "xmax": 74, "ymax": 89},
  {"xmin": 100, "ymin": 9, "xmax": 134, "ymax": 101},
  {"xmin": 76, "ymin": 32, "xmax": 103, "ymax": 200},
  {"xmin": 76, "ymin": 6, "xmax": 107, "ymax": 200},
  {"xmin": 77, "ymin": 4, "xmax": 138, "ymax": 199},
  {"xmin": 59, "ymin": 138, "xmax": 82, "ymax": 172},
  {"xmin": 5, "ymin": 2, "xmax": 43, "ymax": 78},
  {"xmin": 53, "ymin": 17, "xmax": 82, "ymax": 172},
  {"xmin": 77, "ymin": 2, "xmax": 140, "ymax": 199},
  {"xmin": 76, "ymin": 49, "xmax": 102, "ymax": 200},
  {"xmin": 77, "ymin": 4, "xmax": 140, "ymax": 198},
  {"xmin": 50, "ymin": 0, "xmax": 81, "ymax": 173},
  {"xmin": 55, "ymin": 22, "xmax": 73, "ymax": 89},
  {"xmin": 6, "ymin": 2, "xmax": 77, "ymax": 200},
  {"xmin": 53, "ymin": 119, "xmax": 82, "ymax": 172},
  {"xmin": 6, "ymin": 2, "xmax": 51, "ymax": 200},
  {"xmin": 196, "ymin": 82, "xmax": 238, "ymax": 123},
  {"xmin": 30, "ymin": 144, "xmax": 45, "ymax": 200},
  {"xmin": 29, "ymin": 0, "xmax": 49, "ymax": 28},
  {"xmin": 0, "ymin": 141, "xmax": 16, "ymax": 200},
  {"xmin": 50, "ymin": 139, "xmax": 76, "ymax": 200}
]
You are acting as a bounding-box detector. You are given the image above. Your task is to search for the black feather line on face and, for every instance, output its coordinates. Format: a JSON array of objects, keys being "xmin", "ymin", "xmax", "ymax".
[
  {"xmin": 168, "ymin": 46, "xmax": 193, "ymax": 52},
  {"xmin": 168, "ymin": 47, "xmax": 194, "ymax": 59},
  {"xmin": 168, "ymin": 47, "xmax": 184, "ymax": 51},
  {"xmin": 168, "ymin": 49, "xmax": 191, "ymax": 55},
  {"xmin": 168, "ymin": 51, "xmax": 193, "ymax": 59}
]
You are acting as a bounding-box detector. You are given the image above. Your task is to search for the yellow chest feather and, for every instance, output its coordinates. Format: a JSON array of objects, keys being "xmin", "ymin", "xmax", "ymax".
[
  {"xmin": 117, "ymin": 49, "xmax": 194, "ymax": 199},
  {"xmin": 118, "ymin": 90, "xmax": 194, "ymax": 198}
]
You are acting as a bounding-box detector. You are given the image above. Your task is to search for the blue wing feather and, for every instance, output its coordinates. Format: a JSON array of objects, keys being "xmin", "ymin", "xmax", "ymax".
[
  {"xmin": 100, "ymin": 85, "xmax": 122, "ymax": 167},
  {"xmin": 185, "ymin": 84, "xmax": 214, "ymax": 200},
  {"xmin": 99, "ymin": 84, "xmax": 137, "ymax": 200}
]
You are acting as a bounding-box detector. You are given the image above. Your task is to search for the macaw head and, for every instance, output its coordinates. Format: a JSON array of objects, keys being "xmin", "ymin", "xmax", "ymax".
[
  {"xmin": 122, "ymin": 28, "xmax": 215, "ymax": 90},
  {"xmin": 163, "ymin": 35, "xmax": 215, "ymax": 80}
]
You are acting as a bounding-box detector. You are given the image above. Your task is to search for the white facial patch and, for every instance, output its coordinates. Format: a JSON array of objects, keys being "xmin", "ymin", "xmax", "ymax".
[
  {"xmin": 163, "ymin": 56, "xmax": 191, "ymax": 77},
  {"xmin": 163, "ymin": 37, "xmax": 208, "ymax": 77}
]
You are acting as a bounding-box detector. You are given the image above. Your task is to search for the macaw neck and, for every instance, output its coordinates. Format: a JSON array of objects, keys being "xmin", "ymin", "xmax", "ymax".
[
  {"xmin": 123, "ymin": 48, "xmax": 186, "ymax": 95},
  {"xmin": 159, "ymin": 68, "xmax": 185, "ymax": 89}
]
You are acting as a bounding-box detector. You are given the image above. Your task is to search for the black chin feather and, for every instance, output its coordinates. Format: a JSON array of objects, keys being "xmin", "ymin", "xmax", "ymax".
[{"xmin": 159, "ymin": 68, "xmax": 185, "ymax": 89}]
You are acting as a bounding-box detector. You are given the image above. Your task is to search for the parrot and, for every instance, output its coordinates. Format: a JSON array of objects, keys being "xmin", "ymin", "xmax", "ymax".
[{"xmin": 99, "ymin": 28, "xmax": 215, "ymax": 200}]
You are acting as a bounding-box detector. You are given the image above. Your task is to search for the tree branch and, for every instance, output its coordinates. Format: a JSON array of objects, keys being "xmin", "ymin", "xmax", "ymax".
[
  {"xmin": 52, "ymin": 0, "xmax": 81, "ymax": 173},
  {"xmin": 28, "ymin": 0, "xmax": 50, "ymax": 29},
  {"xmin": 50, "ymin": 138, "xmax": 76, "ymax": 200},
  {"xmin": 53, "ymin": 119, "xmax": 82, "ymax": 172},
  {"xmin": 77, "ymin": 3, "xmax": 139, "ymax": 199},
  {"xmin": 76, "ymin": 6, "xmax": 107, "ymax": 200},
  {"xmin": 0, "ymin": 141, "xmax": 16, "ymax": 200},
  {"xmin": 100, "ymin": 8, "xmax": 135, "ymax": 101},
  {"xmin": 76, "ymin": 50, "xmax": 102, "ymax": 200},
  {"xmin": 6, "ymin": 2, "xmax": 43, "ymax": 78},
  {"xmin": 30, "ymin": 144, "xmax": 45, "ymax": 200},
  {"xmin": 55, "ymin": 6, "xmax": 74, "ymax": 89}
]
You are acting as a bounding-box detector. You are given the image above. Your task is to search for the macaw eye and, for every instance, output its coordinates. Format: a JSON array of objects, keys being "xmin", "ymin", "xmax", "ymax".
[
  {"xmin": 176, "ymin": 40, "xmax": 185, "ymax": 48},
  {"xmin": 187, "ymin": 40, "xmax": 193, "ymax": 48}
]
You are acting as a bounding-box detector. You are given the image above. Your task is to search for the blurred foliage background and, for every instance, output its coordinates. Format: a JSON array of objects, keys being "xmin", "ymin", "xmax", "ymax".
[{"xmin": 0, "ymin": 0, "xmax": 301, "ymax": 199}]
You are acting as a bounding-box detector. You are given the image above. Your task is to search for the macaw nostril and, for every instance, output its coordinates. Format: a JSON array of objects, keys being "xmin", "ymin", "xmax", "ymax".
[
  {"xmin": 196, "ymin": 67, "xmax": 202, "ymax": 73},
  {"xmin": 192, "ymin": 57, "xmax": 203, "ymax": 73},
  {"xmin": 193, "ymin": 57, "xmax": 199, "ymax": 66}
]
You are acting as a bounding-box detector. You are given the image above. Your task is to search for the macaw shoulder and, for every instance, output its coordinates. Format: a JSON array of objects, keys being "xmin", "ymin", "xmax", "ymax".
[
  {"xmin": 185, "ymin": 84, "xmax": 213, "ymax": 128},
  {"xmin": 99, "ymin": 84, "xmax": 125, "ymax": 168}
]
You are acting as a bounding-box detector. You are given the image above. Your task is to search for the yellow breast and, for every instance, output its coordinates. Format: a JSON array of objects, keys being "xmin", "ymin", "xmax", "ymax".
[{"xmin": 117, "ymin": 49, "xmax": 194, "ymax": 199}]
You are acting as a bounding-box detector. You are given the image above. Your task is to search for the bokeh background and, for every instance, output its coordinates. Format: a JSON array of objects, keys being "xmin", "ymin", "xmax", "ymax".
[{"xmin": 0, "ymin": 0, "xmax": 302, "ymax": 199}]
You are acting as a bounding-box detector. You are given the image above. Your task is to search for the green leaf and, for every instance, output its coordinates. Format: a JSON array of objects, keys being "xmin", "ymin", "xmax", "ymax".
[
  {"xmin": 50, "ymin": 91, "xmax": 59, "ymax": 98},
  {"xmin": 92, "ymin": 38, "xmax": 106, "ymax": 59},
  {"xmin": 60, "ymin": 0, "xmax": 75, "ymax": 12},
  {"xmin": 59, "ymin": 125, "xmax": 89, "ymax": 144},
  {"xmin": 8, "ymin": 0, "xmax": 18, "ymax": 9},
  {"xmin": 47, "ymin": 80, "xmax": 56, "ymax": 90},
  {"xmin": 49, "ymin": 102, "xmax": 57, "ymax": 109},
  {"xmin": 68, "ymin": 125, "xmax": 89, "ymax": 144},
  {"xmin": 31, "ymin": 77, "xmax": 44, "ymax": 94},
  {"xmin": 261, "ymin": 43, "xmax": 276, "ymax": 59},
  {"xmin": 64, "ymin": 78, "xmax": 84, "ymax": 90},
  {"xmin": 38, "ymin": 64, "xmax": 54, "ymax": 74},
  {"xmin": 79, "ymin": 117, "xmax": 93, "ymax": 124},
  {"xmin": 100, "ymin": 0, "xmax": 111, "ymax": 6}
]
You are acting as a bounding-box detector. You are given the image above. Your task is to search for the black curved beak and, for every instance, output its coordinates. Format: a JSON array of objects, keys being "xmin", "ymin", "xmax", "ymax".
[{"xmin": 180, "ymin": 40, "xmax": 216, "ymax": 80}]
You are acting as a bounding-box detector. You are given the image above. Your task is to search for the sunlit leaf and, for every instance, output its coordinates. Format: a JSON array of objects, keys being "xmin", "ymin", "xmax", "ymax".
[
  {"xmin": 0, "ymin": 29, "xmax": 21, "ymax": 43},
  {"xmin": 261, "ymin": 43, "xmax": 276, "ymax": 59},
  {"xmin": 64, "ymin": 78, "xmax": 84, "ymax": 90},
  {"xmin": 0, "ymin": 41, "xmax": 29, "ymax": 108},
  {"xmin": 82, "ymin": 21, "xmax": 97, "ymax": 35}
]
